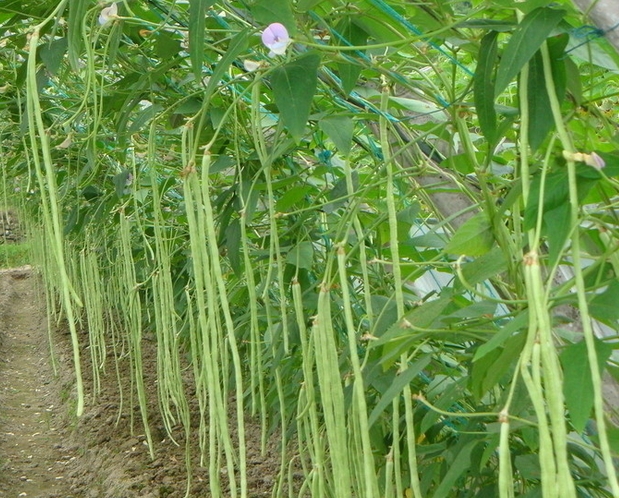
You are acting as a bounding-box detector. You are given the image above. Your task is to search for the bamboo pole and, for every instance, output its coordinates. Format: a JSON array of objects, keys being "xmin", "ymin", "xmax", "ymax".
[{"xmin": 572, "ymin": 0, "xmax": 619, "ymax": 55}]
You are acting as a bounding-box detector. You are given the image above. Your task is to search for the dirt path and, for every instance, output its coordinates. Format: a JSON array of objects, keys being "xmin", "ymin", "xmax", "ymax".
[
  {"xmin": 0, "ymin": 267, "xmax": 285, "ymax": 498},
  {"xmin": 0, "ymin": 268, "xmax": 75, "ymax": 498}
]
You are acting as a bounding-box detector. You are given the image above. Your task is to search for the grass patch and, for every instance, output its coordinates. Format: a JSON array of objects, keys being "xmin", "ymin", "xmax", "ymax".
[{"xmin": 0, "ymin": 242, "xmax": 31, "ymax": 269}]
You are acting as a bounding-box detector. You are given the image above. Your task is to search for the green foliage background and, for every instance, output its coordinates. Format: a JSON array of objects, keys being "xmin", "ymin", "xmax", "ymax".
[{"xmin": 2, "ymin": 0, "xmax": 619, "ymax": 496}]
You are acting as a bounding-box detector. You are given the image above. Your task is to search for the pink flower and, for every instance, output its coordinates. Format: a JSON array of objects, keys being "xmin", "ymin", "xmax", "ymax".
[
  {"xmin": 261, "ymin": 23, "xmax": 291, "ymax": 57},
  {"xmin": 586, "ymin": 151, "xmax": 606, "ymax": 170},
  {"xmin": 243, "ymin": 59, "xmax": 263, "ymax": 72},
  {"xmin": 562, "ymin": 150, "xmax": 606, "ymax": 170},
  {"xmin": 99, "ymin": 3, "xmax": 118, "ymax": 26}
]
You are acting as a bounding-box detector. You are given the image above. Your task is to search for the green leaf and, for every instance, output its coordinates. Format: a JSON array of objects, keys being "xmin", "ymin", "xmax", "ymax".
[
  {"xmin": 128, "ymin": 104, "xmax": 163, "ymax": 134},
  {"xmin": 82, "ymin": 185, "xmax": 102, "ymax": 201},
  {"xmin": 39, "ymin": 37, "xmax": 68, "ymax": 76},
  {"xmin": 174, "ymin": 98, "xmax": 203, "ymax": 115},
  {"xmin": 515, "ymin": 454, "xmax": 542, "ymax": 480},
  {"xmin": 388, "ymin": 97, "xmax": 446, "ymax": 119},
  {"xmin": 296, "ymin": 0, "xmax": 324, "ymax": 12},
  {"xmin": 408, "ymin": 233, "xmax": 446, "ymax": 249},
  {"xmin": 560, "ymin": 338, "xmax": 613, "ymax": 433},
  {"xmin": 325, "ymin": 172, "xmax": 358, "ymax": 213},
  {"xmin": 446, "ymin": 300, "xmax": 497, "ymax": 320},
  {"xmin": 249, "ymin": 0, "xmax": 296, "ymax": 34},
  {"xmin": 471, "ymin": 330, "xmax": 526, "ymax": 399},
  {"xmin": 367, "ymin": 355, "xmax": 432, "ymax": 428},
  {"xmin": 525, "ymin": 167, "xmax": 600, "ymax": 231},
  {"xmin": 444, "ymin": 212, "xmax": 494, "ymax": 256},
  {"xmin": 226, "ymin": 219, "xmax": 242, "ymax": 276},
  {"xmin": 544, "ymin": 202, "xmax": 571, "ymax": 267},
  {"xmin": 606, "ymin": 425, "xmax": 619, "ymax": 454},
  {"xmin": 112, "ymin": 170, "xmax": 131, "ymax": 199},
  {"xmin": 208, "ymin": 155, "xmax": 235, "ymax": 174},
  {"xmin": 275, "ymin": 185, "xmax": 313, "ymax": 211},
  {"xmin": 189, "ymin": 0, "xmax": 216, "ymax": 80},
  {"xmin": 335, "ymin": 17, "xmax": 368, "ymax": 95},
  {"xmin": 456, "ymin": 245, "xmax": 508, "ymax": 291},
  {"xmin": 155, "ymin": 31, "xmax": 182, "ymax": 60},
  {"xmin": 369, "ymin": 295, "xmax": 398, "ymax": 337},
  {"xmin": 526, "ymin": 51, "xmax": 551, "ymax": 150},
  {"xmin": 494, "ymin": 7, "xmax": 566, "ymax": 97},
  {"xmin": 373, "ymin": 294, "xmax": 453, "ymax": 347},
  {"xmin": 474, "ymin": 31, "xmax": 499, "ymax": 145},
  {"xmin": 473, "ymin": 311, "xmax": 528, "ymax": 362},
  {"xmin": 564, "ymin": 56, "xmax": 582, "ymax": 106},
  {"xmin": 589, "ymin": 280, "xmax": 619, "ymax": 325},
  {"xmin": 204, "ymin": 29, "xmax": 249, "ymax": 102},
  {"xmin": 286, "ymin": 241, "xmax": 314, "ymax": 270},
  {"xmin": 527, "ymin": 34, "xmax": 568, "ymax": 151},
  {"xmin": 67, "ymin": 0, "xmax": 87, "ymax": 71},
  {"xmin": 319, "ymin": 116, "xmax": 354, "ymax": 155},
  {"xmin": 270, "ymin": 53, "xmax": 321, "ymax": 142},
  {"xmin": 456, "ymin": 19, "xmax": 515, "ymax": 31},
  {"xmin": 446, "ymin": 152, "xmax": 476, "ymax": 175},
  {"xmin": 337, "ymin": 62, "xmax": 363, "ymax": 96},
  {"xmin": 432, "ymin": 440, "xmax": 479, "ymax": 498}
]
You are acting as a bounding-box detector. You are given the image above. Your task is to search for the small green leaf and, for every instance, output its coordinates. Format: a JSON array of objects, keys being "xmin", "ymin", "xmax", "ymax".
[
  {"xmin": 447, "ymin": 300, "xmax": 497, "ymax": 319},
  {"xmin": 275, "ymin": 185, "xmax": 313, "ymax": 211},
  {"xmin": 39, "ymin": 37, "xmax": 68, "ymax": 76},
  {"xmin": 369, "ymin": 295, "xmax": 398, "ymax": 337},
  {"xmin": 296, "ymin": 0, "xmax": 324, "ymax": 12},
  {"xmin": 544, "ymin": 203, "xmax": 571, "ymax": 267},
  {"xmin": 456, "ymin": 19, "xmax": 515, "ymax": 31},
  {"xmin": 174, "ymin": 98, "xmax": 203, "ymax": 115},
  {"xmin": 226, "ymin": 219, "xmax": 242, "ymax": 276},
  {"xmin": 128, "ymin": 104, "xmax": 163, "ymax": 134},
  {"xmin": 473, "ymin": 311, "xmax": 528, "ymax": 362},
  {"xmin": 249, "ymin": 0, "xmax": 296, "ymax": 34},
  {"xmin": 471, "ymin": 330, "xmax": 526, "ymax": 399},
  {"xmin": 367, "ymin": 355, "xmax": 432, "ymax": 428},
  {"xmin": 337, "ymin": 62, "xmax": 363, "ymax": 96},
  {"xmin": 373, "ymin": 294, "xmax": 453, "ymax": 347},
  {"xmin": 388, "ymin": 97, "xmax": 445, "ymax": 116},
  {"xmin": 525, "ymin": 167, "xmax": 599, "ymax": 231},
  {"xmin": 188, "ymin": 0, "xmax": 216, "ymax": 80},
  {"xmin": 113, "ymin": 170, "xmax": 132, "ymax": 199},
  {"xmin": 209, "ymin": 155, "xmax": 236, "ymax": 174},
  {"xmin": 564, "ymin": 57, "xmax": 583, "ymax": 106},
  {"xmin": 474, "ymin": 31, "xmax": 499, "ymax": 145},
  {"xmin": 457, "ymin": 245, "xmax": 508, "ymax": 291},
  {"xmin": 155, "ymin": 31, "xmax": 182, "ymax": 59},
  {"xmin": 204, "ymin": 29, "xmax": 249, "ymax": 102},
  {"xmin": 494, "ymin": 7, "xmax": 566, "ymax": 97},
  {"xmin": 82, "ymin": 185, "xmax": 102, "ymax": 201},
  {"xmin": 527, "ymin": 34, "xmax": 568, "ymax": 151},
  {"xmin": 560, "ymin": 338, "xmax": 613, "ymax": 433},
  {"xmin": 515, "ymin": 455, "xmax": 542, "ymax": 480},
  {"xmin": 325, "ymin": 172, "xmax": 358, "ymax": 213},
  {"xmin": 432, "ymin": 440, "xmax": 479, "ymax": 498},
  {"xmin": 270, "ymin": 53, "xmax": 321, "ymax": 142},
  {"xmin": 67, "ymin": 0, "xmax": 88, "ymax": 70},
  {"xmin": 319, "ymin": 116, "xmax": 354, "ymax": 155},
  {"xmin": 589, "ymin": 280, "xmax": 619, "ymax": 325},
  {"xmin": 444, "ymin": 212, "xmax": 494, "ymax": 256},
  {"xmin": 606, "ymin": 426, "xmax": 619, "ymax": 454},
  {"xmin": 286, "ymin": 241, "xmax": 314, "ymax": 270},
  {"xmin": 335, "ymin": 17, "xmax": 368, "ymax": 95}
]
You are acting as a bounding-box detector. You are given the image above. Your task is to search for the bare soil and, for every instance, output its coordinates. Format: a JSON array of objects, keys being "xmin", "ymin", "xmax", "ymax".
[
  {"xmin": 0, "ymin": 267, "xmax": 73, "ymax": 497},
  {"xmin": 0, "ymin": 268, "xmax": 283, "ymax": 497}
]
